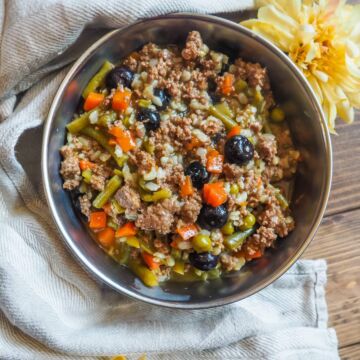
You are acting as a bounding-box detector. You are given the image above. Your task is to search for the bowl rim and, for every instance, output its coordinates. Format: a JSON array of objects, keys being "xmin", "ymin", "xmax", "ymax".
[{"xmin": 41, "ymin": 12, "xmax": 332, "ymax": 309}]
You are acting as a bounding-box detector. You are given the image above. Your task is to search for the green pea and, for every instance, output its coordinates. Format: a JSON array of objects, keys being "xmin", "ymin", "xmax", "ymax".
[
  {"xmin": 192, "ymin": 234, "xmax": 212, "ymax": 253},
  {"xmin": 234, "ymin": 79, "xmax": 247, "ymax": 92},
  {"xmin": 230, "ymin": 183, "xmax": 239, "ymax": 195},
  {"xmin": 240, "ymin": 213, "xmax": 256, "ymax": 230},
  {"xmin": 221, "ymin": 221, "xmax": 234, "ymax": 235},
  {"xmin": 270, "ymin": 107, "xmax": 285, "ymax": 122}
]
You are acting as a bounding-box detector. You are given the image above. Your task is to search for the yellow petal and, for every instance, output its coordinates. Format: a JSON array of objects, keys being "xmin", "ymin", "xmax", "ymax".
[
  {"xmin": 240, "ymin": 20, "xmax": 294, "ymax": 51},
  {"xmin": 337, "ymin": 99, "xmax": 354, "ymax": 124},
  {"xmin": 322, "ymin": 99, "xmax": 337, "ymax": 134},
  {"xmin": 313, "ymin": 70, "xmax": 329, "ymax": 83},
  {"xmin": 258, "ymin": 4, "xmax": 298, "ymax": 33},
  {"xmin": 307, "ymin": 74, "xmax": 323, "ymax": 104}
]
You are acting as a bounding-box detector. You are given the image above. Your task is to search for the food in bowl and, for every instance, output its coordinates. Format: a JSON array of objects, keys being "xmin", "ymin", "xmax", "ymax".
[{"xmin": 60, "ymin": 31, "xmax": 300, "ymax": 287}]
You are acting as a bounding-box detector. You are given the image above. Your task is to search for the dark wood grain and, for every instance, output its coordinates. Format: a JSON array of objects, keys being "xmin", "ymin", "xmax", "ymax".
[
  {"xmin": 304, "ymin": 209, "xmax": 360, "ymax": 349},
  {"xmin": 340, "ymin": 343, "xmax": 360, "ymax": 360},
  {"xmin": 325, "ymin": 110, "xmax": 360, "ymax": 216}
]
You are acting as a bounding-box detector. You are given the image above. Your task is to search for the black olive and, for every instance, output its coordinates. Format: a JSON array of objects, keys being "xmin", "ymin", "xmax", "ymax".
[
  {"xmin": 189, "ymin": 252, "xmax": 219, "ymax": 271},
  {"xmin": 219, "ymin": 62, "xmax": 230, "ymax": 75},
  {"xmin": 207, "ymin": 79, "xmax": 221, "ymax": 103},
  {"xmin": 224, "ymin": 135, "xmax": 254, "ymax": 165},
  {"xmin": 211, "ymin": 133, "xmax": 223, "ymax": 145},
  {"xmin": 153, "ymin": 88, "xmax": 170, "ymax": 110},
  {"xmin": 197, "ymin": 204, "xmax": 228, "ymax": 230},
  {"xmin": 185, "ymin": 161, "xmax": 210, "ymax": 190},
  {"xmin": 105, "ymin": 66, "xmax": 134, "ymax": 89},
  {"xmin": 137, "ymin": 108, "xmax": 161, "ymax": 131}
]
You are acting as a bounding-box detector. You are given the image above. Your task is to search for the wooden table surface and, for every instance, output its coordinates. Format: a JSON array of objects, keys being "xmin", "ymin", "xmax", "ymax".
[{"xmin": 303, "ymin": 112, "xmax": 360, "ymax": 359}]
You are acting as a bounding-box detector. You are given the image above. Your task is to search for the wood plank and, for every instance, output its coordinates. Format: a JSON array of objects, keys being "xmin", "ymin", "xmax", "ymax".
[
  {"xmin": 303, "ymin": 209, "xmax": 360, "ymax": 349},
  {"xmin": 339, "ymin": 344, "xmax": 360, "ymax": 360},
  {"xmin": 325, "ymin": 111, "xmax": 360, "ymax": 216}
]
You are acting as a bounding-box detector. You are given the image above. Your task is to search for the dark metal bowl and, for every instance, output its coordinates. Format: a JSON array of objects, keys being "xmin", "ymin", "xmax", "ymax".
[{"xmin": 42, "ymin": 13, "xmax": 332, "ymax": 308}]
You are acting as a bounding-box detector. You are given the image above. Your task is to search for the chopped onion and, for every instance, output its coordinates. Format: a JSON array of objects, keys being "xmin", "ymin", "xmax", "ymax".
[{"xmin": 89, "ymin": 110, "xmax": 99, "ymax": 124}]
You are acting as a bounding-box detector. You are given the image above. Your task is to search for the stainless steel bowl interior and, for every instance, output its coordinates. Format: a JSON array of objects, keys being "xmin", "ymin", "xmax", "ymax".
[{"xmin": 42, "ymin": 14, "xmax": 332, "ymax": 308}]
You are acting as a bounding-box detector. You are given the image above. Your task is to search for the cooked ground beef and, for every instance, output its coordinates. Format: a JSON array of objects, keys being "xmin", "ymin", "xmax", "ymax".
[
  {"xmin": 181, "ymin": 31, "xmax": 204, "ymax": 61},
  {"xmin": 136, "ymin": 197, "xmax": 181, "ymax": 234},
  {"xmin": 223, "ymin": 163, "xmax": 244, "ymax": 181},
  {"xmin": 257, "ymin": 134, "xmax": 277, "ymax": 163},
  {"xmin": 115, "ymin": 184, "xmax": 141, "ymax": 212},
  {"xmin": 181, "ymin": 191, "xmax": 202, "ymax": 223},
  {"xmin": 60, "ymin": 154, "xmax": 81, "ymax": 190}
]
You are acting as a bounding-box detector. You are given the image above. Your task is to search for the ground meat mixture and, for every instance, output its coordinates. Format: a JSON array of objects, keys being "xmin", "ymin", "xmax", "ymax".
[
  {"xmin": 60, "ymin": 30, "xmax": 300, "ymax": 287},
  {"xmin": 136, "ymin": 197, "xmax": 181, "ymax": 234},
  {"xmin": 115, "ymin": 184, "xmax": 141, "ymax": 212},
  {"xmin": 181, "ymin": 31, "xmax": 204, "ymax": 61},
  {"xmin": 181, "ymin": 191, "xmax": 202, "ymax": 223}
]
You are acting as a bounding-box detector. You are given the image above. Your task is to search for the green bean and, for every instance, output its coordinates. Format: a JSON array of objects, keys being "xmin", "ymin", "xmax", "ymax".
[
  {"xmin": 111, "ymin": 198, "xmax": 125, "ymax": 214},
  {"xmin": 66, "ymin": 112, "xmax": 90, "ymax": 133},
  {"xmin": 81, "ymin": 169, "xmax": 92, "ymax": 184},
  {"xmin": 172, "ymin": 260, "xmax": 185, "ymax": 275},
  {"xmin": 92, "ymin": 175, "xmax": 122, "ymax": 209},
  {"xmin": 80, "ymin": 126, "xmax": 127, "ymax": 167},
  {"xmin": 82, "ymin": 60, "xmax": 114, "ymax": 99},
  {"xmin": 112, "ymin": 243, "xmax": 130, "ymax": 264},
  {"xmin": 98, "ymin": 111, "xmax": 117, "ymax": 127},
  {"xmin": 209, "ymin": 106, "xmax": 237, "ymax": 130},
  {"xmin": 126, "ymin": 236, "xmax": 140, "ymax": 248},
  {"xmin": 128, "ymin": 259, "xmax": 158, "ymax": 287},
  {"xmin": 141, "ymin": 188, "xmax": 172, "ymax": 202},
  {"xmin": 214, "ymin": 102, "xmax": 234, "ymax": 118},
  {"xmin": 140, "ymin": 241, "xmax": 153, "ymax": 255},
  {"xmin": 224, "ymin": 227, "xmax": 256, "ymax": 251},
  {"xmin": 275, "ymin": 192, "xmax": 289, "ymax": 209}
]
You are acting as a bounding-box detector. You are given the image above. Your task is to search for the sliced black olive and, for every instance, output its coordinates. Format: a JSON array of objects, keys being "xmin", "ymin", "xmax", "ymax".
[
  {"xmin": 137, "ymin": 108, "xmax": 161, "ymax": 131},
  {"xmin": 153, "ymin": 88, "xmax": 170, "ymax": 110},
  {"xmin": 224, "ymin": 135, "xmax": 254, "ymax": 165},
  {"xmin": 105, "ymin": 66, "xmax": 134, "ymax": 89},
  {"xmin": 197, "ymin": 204, "xmax": 228, "ymax": 230},
  {"xmin": 219, "ymin": 62, "xmax": 230, "ymax": 75},
  {"xmin": 185, "ymin": 161, "xmax": 210, "ymax": 190},
  {"xmin": 189, "ymin": 252, "xmax": 219, "ymax": 271}
]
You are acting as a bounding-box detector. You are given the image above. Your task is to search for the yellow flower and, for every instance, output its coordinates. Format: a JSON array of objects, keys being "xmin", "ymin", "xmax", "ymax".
[{"xmin": 241, "ymin": 0, "xmax": 360, "ymax": 133}]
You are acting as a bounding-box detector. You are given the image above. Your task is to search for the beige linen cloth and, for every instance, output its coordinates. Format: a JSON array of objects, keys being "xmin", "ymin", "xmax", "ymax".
[{"xmin": 0, "ymin": 1, "xmax": 339, "ymax": 359}]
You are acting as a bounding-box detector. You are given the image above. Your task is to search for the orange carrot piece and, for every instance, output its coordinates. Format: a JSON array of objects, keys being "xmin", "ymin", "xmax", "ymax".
[
  {"xmin": 180, "ymin": 176, "xmax": 194, "ymax": 197},
  {"xmin": 115, "ymin": 222, "xmax": 137, "ymax": 238},
  {"xmin": 112, "ymin": 89, "xmax": 131, "ymax": 111},
  {"xmin": 83, "ymin": 92, "xmax": 104, "ymax": 111},
  {"xmin": 248, "ymin": 250, "xmax": 262, "ymax": 260},
  {"xmin": 185, "ymin": 136, "xmax": 202, "ymax": 150},
  {"xmin": 221, "ymin": 73, "xmax": 234, "ymax": 96},
  {"xmin": 177, "ymin": 224, "xmax": 198, "ymax": 241},
  {"xmin": 203, "ymin": 182, "xmax": 228, "ymax": 207},
  {"xmin": 142, "ymin": 252, "xmax": 160, "ymax": 270},
  {"xmin": 226, "ymin": 125, "xmax": 242, "ymax": 139},
  {"xmin": 108, "ymin": 138, "xmax": 118, "ymax": 146},
  {"xmin": 97, "ymin": 227, "xmax": 115, "ymax": 248},
  {"xmin": 79, "ymin": 159, "xmax": 96, "ymax": 171},
  {"xmin": 102, "ymin": 202, "xmax": 112, "ymax": 214},
  {"xmin": 206, "ymin": 149, "xmax": 224, "ymax": 174},
  {"xmin": 89, "ymin": 211, "xmax": 107, "ymax": 229},
  {"xmin": 108, "ymin": 127, "xmax": 135, "ymax": 152}
]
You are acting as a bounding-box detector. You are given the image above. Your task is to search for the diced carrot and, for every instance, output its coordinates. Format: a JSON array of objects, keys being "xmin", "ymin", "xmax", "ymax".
[
  {"xmin": 206, "ymin": 149, "xmax": 224, "ymax": 174},
  {"xmin": 79, "ymin": 159, "xmax": 96, "ymax": 171},
  {"xmin": 89, "ymin": 211, "xmax": 107, "ymax": 229},
  {"xmin": 142, "ymin": 252, "xmax": 160, "ymax": 270},
  {"xmin": 221, "ymin": 73, "xmax": 234, "ymax": 96},
  {"xmin": 108, "ymin": 138, "xmax": 118, "ymax": 146},
  {"xmin": 97, "ymin": 227, "xmax": 115, "ymax": 248},
  {"xmin": 203, "ymin": 182, "xmax": 228, "ymax": 207},
  {"xmin": 185, "ymin": 136, "xmax": 202, "ymax": 150},
  {"xmin": 115, "ymin": 222, "xmax": 137, "ymax": 238},
  {"xmin": 180, "ymin": 176, "xmax": 194, "ymax": 197},
  {"xmin": 102, "ymin": 202, "xmax": 112, "ymax": 214},
  {"xmin": 177, "ymin": 224, "xmax": 198, "ymax": 240},
  {"xmin": 83, "ymin": 92, "xmax": 104, "ymax": 111},
  {"xmin": 226, "ymin": 125, "xmax": 242, "ymax": 139},
  {"xmin": 247, "ymin": 250, "xmax": 262, "ymax": 260},
  {"xmin": 108, "ymin": 127, "xmax": 135, "ymax": 152},
  {"xmin": 112, "ymin": 89, "xmax": 131, "ymax": 111}
]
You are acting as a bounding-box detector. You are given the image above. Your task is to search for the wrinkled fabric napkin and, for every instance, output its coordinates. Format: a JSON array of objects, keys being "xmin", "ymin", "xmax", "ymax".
[{"xmin": 0, "ymin": 1, "xmax": 339, "ymax": 359}]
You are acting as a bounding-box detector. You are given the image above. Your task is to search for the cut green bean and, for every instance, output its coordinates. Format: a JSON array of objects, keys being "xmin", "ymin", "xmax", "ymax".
[
  {"xmin": 80, "ymin": 126, "xmax": 127, "ymax": 167},
  {"xmin": 112, "ymin": 243, "xmax": 130, "ymax": 264},
  {"xmin": 82, "ymin": 60, "xmax": 114, "ymax": 99},
  {"xmin": 98, "ymin": 111, "xmax": 117, "ymax": 127},
  {"xmin": 214, "ymin": 102, "xmax": 234, "ymax": 118},
  {"xmin": 224, "ymin": 227, "xmax": 256, "ymax": 251},
  {"xmin": 81, "ymin": 169, "xmax": 92, "ymax": 184},
  {"xmin": 128, "ymin": 259, "xmax": 158, "ymax": 287},
  {"xmin": 140, "ymin": 188, "xmax": 172, "ymax": 202},
  {"xmin": 92, "ymin": 175, "xmax": 122, "ymax": 209},
  {"xmin": 66, "ymin": 112, "xmax": 90, "ymax": 133},
  {"xmin": 209, "ymin": 105, "xmax": 237, "ymax": 130},
  {"xmin": 275, "ymin": 192, "xmax": 289, "ymax": 209}
]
